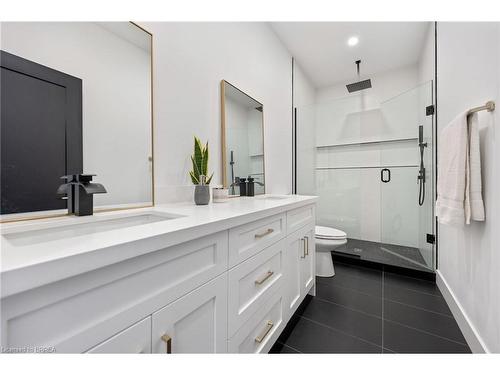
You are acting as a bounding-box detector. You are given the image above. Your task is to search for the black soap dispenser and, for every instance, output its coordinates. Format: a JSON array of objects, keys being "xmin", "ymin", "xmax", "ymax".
[
  {"xmin": 247, "ymin": 176, "xmax": 255, "ymax": 197},
  {"xmin": 238, "ymin": 177, "xmax": 247, "ymax": 196}
]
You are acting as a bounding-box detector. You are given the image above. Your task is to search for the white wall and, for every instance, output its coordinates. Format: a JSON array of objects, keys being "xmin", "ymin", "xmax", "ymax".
[
  {"xmin": 436, "ymin": 22, "xmax": 500, "ymax": 353},
  {"xmin": 139, "ymin": 22, "xmax": 293, "ymax": 202},
  {"xmin": 1, "ymin": 22, "xmax": 152, "ymax": 207}
]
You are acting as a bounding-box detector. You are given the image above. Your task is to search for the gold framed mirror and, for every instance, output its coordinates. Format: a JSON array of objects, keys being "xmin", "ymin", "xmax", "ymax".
[
  {"xmin": 220, "ymin": 80, "xmax": 265, "ymax": 196},
  {"xmin": 0, "ymin": 22, "xmax": 154, "ymax": 223}
]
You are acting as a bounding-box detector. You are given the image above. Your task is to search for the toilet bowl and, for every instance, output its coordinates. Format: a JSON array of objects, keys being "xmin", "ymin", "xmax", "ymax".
[{"xmin": 315, "ymin": 225, "xmax": 347, "ymax": 277}]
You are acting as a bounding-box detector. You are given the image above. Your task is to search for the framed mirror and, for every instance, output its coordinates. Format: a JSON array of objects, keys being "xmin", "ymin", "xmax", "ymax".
[
  {"xmin": 0, "ymin": 22, "xmax": 153, "ymax": 222},
  {"xmin": 220, "ymin": 80, "xmax": 265, "ymax": 196}
]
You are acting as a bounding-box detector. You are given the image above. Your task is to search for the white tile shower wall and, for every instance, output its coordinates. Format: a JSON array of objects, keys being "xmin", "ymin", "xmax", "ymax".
[
  {"xmin": 139, "ymin": 22, "xmax": 294, "ymax": 202},
  {"xmin": 437, "ymin": 22, "xmax": 500, "ymax": 353},
  {"xmin": 314, "ymin": 65, "xmax": 420, "ymax": 246}
]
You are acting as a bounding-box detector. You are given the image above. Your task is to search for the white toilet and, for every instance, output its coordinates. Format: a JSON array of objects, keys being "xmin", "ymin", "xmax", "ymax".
[{"xmin": 315, "ymin": 225, "xmax": 347, "ymax": 277}]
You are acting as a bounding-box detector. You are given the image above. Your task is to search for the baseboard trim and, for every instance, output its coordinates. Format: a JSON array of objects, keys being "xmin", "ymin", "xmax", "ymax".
[{"xmin": 436, "ymin": 270, "xmax": 489, "ymax": 353}]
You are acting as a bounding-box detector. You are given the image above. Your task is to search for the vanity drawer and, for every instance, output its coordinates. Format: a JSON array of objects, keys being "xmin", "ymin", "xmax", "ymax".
[
  {"xmin": 228, "ymin": 213, "xmax": 286, "ymax": 267},
  {"xmin": 227, "ymin": 238, "xmax": 284, "ymax": 337},
  {"xmin": 86, "ymin": 317, "xmax": 151, "ymax": 353},
  {"xmin": 287, "ymin": 204, "xmax": 315, "ymax": 234},
  {"xmin": 228, "ymin": 291, "xmax": 284, "ymax": 353}
]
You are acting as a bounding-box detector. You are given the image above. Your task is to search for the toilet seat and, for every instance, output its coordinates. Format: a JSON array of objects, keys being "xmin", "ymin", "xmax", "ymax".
[{"xmin": 315, "ymin": 225, "xmax": 347, "ymax": 240}]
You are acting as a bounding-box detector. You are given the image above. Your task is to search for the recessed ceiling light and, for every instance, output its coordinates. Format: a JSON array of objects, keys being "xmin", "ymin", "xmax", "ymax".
[{"xmin": 347, "ymin": 36, "xmax": 359, "ymax": 47}]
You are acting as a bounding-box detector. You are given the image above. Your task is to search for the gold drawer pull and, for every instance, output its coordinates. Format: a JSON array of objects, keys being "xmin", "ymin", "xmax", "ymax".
[
  {"xmin": 161, "ymin": 334, "xmax": 172, "ymax": 354},
  {"xmin": 255, "ymin": 271, "xmax": 274, "ymax": 285},
  {"xmin": 304, "ymin": 235, "xmax": 309, "ymax": 256},
  {"xmin": 255, "ymin": 228, "xmax": 274, "ymax": 239},
  {"xmin": 255, "ymin": 320, "xmax": 274, "ymax": 343}
]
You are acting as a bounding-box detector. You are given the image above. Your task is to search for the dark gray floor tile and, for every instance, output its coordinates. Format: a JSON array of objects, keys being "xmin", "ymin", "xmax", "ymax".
[
  {"xmin": 334, "ymin": 259, "xmax": 383, "ymax": 279},
  {"xmin": 384, "ymin": 272, "xmax": 441, "ymax": 296},
  {"xmin": 316, "ymin": 282, "xmax": 382, "ymax": 317},
  {"xmin": 299, "ymin": 298, "xmax": 383, "ymax": 346},
  {"xmin": 269, "ymin": 342, "xmax": 301, "ymax": 353},
  {"xmin": 282, "ymin": 317, "xmax": 381, "ymax": 353},
  {"xmin": 384, "ymin": 321, "xmax": 470, "ymax": 353},
  {"xmin": 320, "ymin": 263, "xmax": 382, "ymax": 297},
  {"xmin": 384, "ymin": 282, "xmax": 452, "ymax": 316},
  {"xmin": 384, "ymin": 300, "xmax": 466, "ymax": 344}
]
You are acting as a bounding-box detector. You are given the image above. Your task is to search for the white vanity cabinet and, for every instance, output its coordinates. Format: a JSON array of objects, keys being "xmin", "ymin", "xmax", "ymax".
[
  {"xmin": 86, "ymin": 317, "xmax": 152, "ymax": 354},
  {"xmin": 284, "ymin": 224, "xmax": 315, "ymax": 319},
  {"xmin": 151, "ymin": 274, "xmax": 228, "ymax": 354},
  {"xmin": 0, "ymin": 198, "xmax": 316, "ymax": 354}
]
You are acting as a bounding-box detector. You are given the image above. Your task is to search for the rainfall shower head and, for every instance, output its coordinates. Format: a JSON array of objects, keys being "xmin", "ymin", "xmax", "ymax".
[{"xmin": 346, "ymin": 60, "xmax": 372, "ymax": 93}]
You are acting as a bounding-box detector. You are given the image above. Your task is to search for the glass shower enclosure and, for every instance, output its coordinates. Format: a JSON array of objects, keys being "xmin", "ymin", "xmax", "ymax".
[{"xmin": 296, "ymin": 81, "xmax": 435, "ymax": 272}]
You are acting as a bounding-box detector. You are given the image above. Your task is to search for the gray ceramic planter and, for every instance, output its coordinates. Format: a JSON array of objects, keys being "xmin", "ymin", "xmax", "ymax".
[{"xmin": 194, "ymin": 185, "xmax": 210, "ymax": 205}]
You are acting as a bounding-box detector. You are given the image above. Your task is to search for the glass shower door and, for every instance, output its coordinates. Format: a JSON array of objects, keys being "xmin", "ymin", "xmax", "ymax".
[{"xmin": 379, "ymin": 81, "xmax": 435, "ymax": 271}]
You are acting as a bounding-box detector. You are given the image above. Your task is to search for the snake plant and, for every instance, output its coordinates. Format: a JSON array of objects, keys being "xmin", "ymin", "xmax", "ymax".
[{"xmin": 189, "ymin": 136, "xmax": 213, "ymax": 185}]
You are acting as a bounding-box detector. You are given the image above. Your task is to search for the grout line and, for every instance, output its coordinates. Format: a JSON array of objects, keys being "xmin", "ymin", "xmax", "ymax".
[
  {"xmin": 313, "ymin": 295, "xmax": 382, "ymax": 320},
  {"xmin": 383, "ymin": 297, "xmax": 453, "ymax": 318},
  {"xmin": 316, "ymin": 277, "xmax": 382, "ymax": 299},
  {"xmin": 384, "ymin": 269, "xmax": 437, "ymax": 284},
  {"xmin": 381, "ymin": 269, "xmax": 385, "ymax": 351},
  {"xmin": 383, "ymin": 347, "xmax": 397, "ymax": 354},
  {"xmin": 384, "ymin": 318, "xmax": 470, "ymax": 347},
  {"xmin": 276, "ymin": 341, "xmax": 302, "ymax": 353},
  {"xmin": 298, "ymin": 315, "xmax": 383, "ymax": 350},
  {"xmin": 384, "ymin": 282, "xmax": 441, "ymax": 298}
]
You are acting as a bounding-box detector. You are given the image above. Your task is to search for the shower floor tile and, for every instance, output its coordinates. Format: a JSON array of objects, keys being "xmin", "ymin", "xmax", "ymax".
[
  {"xmin": 270, "ymin": 259, "xmax": 470, "ymax": 354},
  {"xmin": 333, "ymin": 238, "xmax": 431, "ymax": 272}
]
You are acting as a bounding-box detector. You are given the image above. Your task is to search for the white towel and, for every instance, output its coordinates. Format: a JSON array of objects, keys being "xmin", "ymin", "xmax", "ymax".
[
  {"xmin": 466, "ymin": 113, "xmax": 485, "ymax": 223},
  {"xmin": 436, "ymin": 111, "xmax": 485, "ymax": 225}
]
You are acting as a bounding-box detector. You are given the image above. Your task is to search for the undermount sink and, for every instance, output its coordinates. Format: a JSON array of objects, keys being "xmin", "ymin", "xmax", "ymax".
[
  {"xmin": 255, "ymin": 195, "xmax": 290, "ymax": 200},
  {"xmin": 3, "ymin": 212, "xmax": 182, "ymax": 246}
]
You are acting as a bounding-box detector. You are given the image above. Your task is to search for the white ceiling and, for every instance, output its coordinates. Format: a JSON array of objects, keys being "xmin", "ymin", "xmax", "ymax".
[{"xmin": 270, "ymin": 22, "xmax": 430, "ymax": 88}]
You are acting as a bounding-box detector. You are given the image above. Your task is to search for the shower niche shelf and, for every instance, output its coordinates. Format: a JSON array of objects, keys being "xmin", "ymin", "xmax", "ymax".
[{"xmin": 316, "ymin": 137, "xmax": 418, "ymax": 149}]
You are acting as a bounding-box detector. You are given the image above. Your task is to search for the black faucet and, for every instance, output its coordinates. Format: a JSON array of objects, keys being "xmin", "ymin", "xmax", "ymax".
[{"xmin": 57, "ymin": 174, "xmax": 107, "ymax": 216}]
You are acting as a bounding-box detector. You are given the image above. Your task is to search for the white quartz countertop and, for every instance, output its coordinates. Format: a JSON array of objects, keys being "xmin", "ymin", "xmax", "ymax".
[{"xmin": 1, "ymin": 195, "xmax": 317, "ymax": 297}]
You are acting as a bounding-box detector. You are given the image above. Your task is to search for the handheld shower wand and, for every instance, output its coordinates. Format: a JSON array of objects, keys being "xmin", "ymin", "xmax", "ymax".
[{"xmin": 418, "ymin": 125, "xmax": 427, "ymax": 206}]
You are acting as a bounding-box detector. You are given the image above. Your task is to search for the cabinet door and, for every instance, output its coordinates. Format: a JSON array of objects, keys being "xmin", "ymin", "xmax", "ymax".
[
  {"xmin": 284, "ymin": 231, "xmax": 303, "ymax": 319},
  {"xmin": 151, "ymin": 274, "xmax": 227, "ymax": 353},
  {"xmin": 86, "ymin": 317, "xmax": 151, "ymax": 353},
  {"xmin": 284, "ymin": 224, "xmax": 315, "ymax": 320},
  {"xmin": 300, "ymin": 225, "xmax": 315, "ymax": 297}
]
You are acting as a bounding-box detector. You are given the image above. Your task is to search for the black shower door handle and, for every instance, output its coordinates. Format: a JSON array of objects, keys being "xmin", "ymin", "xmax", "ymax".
[{"xmin": 381, "ymin": 168, "xmax": 391, "ymax": 183}]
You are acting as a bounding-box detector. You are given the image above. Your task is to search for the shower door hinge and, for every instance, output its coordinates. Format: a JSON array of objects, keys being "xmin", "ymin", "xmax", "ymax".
[
  {"xmin": 426, "ymin": 105, "xmax": 435, "ymax": 116},
  {"xmin": 426, "ymin": 233, "xmax": 436, "ymax": 244}
]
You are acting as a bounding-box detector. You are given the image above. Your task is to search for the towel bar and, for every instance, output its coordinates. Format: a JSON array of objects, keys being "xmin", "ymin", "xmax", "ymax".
[{"xmin": 467, "ymin": 101, "xmax": 495, "ymax": 115}]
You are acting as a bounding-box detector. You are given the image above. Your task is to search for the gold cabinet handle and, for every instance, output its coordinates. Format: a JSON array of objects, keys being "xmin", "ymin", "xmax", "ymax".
[
  {"xmin": 300, "ymin": 238, "xmax": 306, "ymax": 258},
  {"xmin": 255, "ymin": 320, "xmax": 274, "ymax": 343},
  {"xmin": 161, "ymin": 334, "xmax": 172, "ymax": 354},
  {"xmin": 255, "ymin": 271, "xmax": 274, "ymax": 285},
  {"xmin": 304, "ymin": 236, "xmax": 309, "ymax": 256},
  {"xmin": 255, "ymin": 228, "xmax": 274, "ymax": 239}
]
